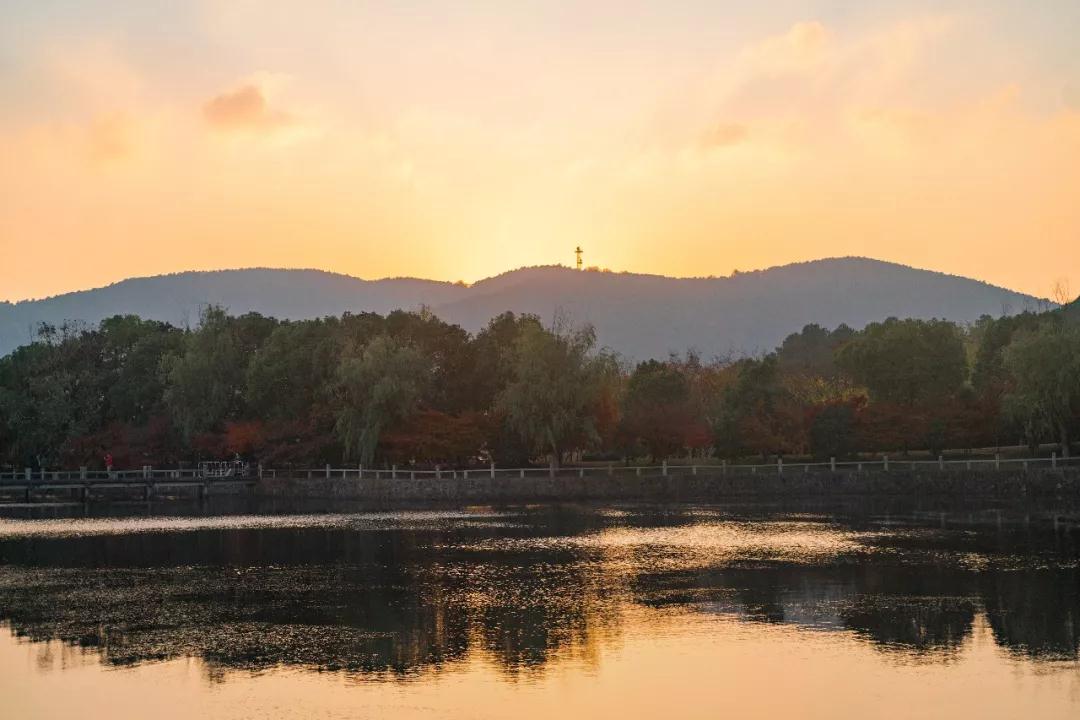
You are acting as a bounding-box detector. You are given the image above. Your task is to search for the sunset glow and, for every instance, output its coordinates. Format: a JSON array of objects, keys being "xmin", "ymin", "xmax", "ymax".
[{"xmin": 2, "ymin": 1, "xmax": 1079, "ymax": 301}]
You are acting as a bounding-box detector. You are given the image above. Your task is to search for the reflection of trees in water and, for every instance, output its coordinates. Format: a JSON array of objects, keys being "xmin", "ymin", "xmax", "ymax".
[
  {"xmin": 632, "ymin": 546, "xmax": 1078, "ymax": 661},
  {"xmin": 0, "ymin": 508, "xmax": 1076, "ymax": 677},
  {"xmin": 0, "ymin": 564, "xmax": 473, "ymax": 674},
  {"xmin": 633, "ymin": 563, "xmax": 977, "ymax": 655},
  {"xmin": 842, "ymin": 595, "xmax": 976, "ymax": 653},
  {"xmin": 466, "ymin": 560, "xmax": 617, "ymax": 670},
  {"xmin": 982, "ymin": 569, "xmax": 1080, "ymax": 660},
  {"xmin": 0, "ymin": 518, "xmax": 620, "ymax": 677},
  {"xmin": 839, "ymin": 565, "xmax": 978, "ymax": 653}
]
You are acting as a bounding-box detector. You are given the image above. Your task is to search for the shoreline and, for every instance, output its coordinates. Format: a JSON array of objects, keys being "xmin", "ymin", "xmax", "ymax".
[{"xmin": 255, "ymin": 467, "xmax": 1080, "ymax": 503}]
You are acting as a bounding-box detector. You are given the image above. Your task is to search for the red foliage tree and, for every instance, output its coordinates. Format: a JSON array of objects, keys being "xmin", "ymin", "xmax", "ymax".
[{"xmin": 379, "ymin": 410, "xmax": 488, "ymax": 466}]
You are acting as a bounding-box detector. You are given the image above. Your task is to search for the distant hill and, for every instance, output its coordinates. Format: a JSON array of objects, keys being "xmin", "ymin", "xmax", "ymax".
[
  {"xmin": 0, "ymin": 269, "xmax": 467, "ymax": 353},
  {"xmin": 0, "ymin": 258, "xmax": 1050, "ymax": 360}
]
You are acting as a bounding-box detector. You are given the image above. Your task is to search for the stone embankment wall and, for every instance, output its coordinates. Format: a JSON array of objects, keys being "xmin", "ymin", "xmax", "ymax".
[{"xmin": 256, "ymin": 468, "xmax": 1080, "ymax": 502}]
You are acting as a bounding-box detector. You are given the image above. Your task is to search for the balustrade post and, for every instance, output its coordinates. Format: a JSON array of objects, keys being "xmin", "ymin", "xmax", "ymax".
[
  {"xmin": 883, "ymin": 455, "xmax": 889, "ymax": 472},
  {"xmin": 777, "ymin": 457, "xmax": 783, "ymax": 475},
  {"xmin": 662, "ymin": 460, "xmax": 668, "ymax": 477},
  {"xmin": 830, "ymin": 457, "xmax": 836, "ymax": 472},
  {"xmin": 490, "ymin": 462, "xmax": 496, "ymax": 479}
]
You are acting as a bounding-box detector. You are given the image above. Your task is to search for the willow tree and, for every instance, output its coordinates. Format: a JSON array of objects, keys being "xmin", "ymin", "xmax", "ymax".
[
  {"xmin": 496, "ymin": 321, "xmax": 617, "ymax": 468},
  {"xmin": 334, "ymin": 335, "xmax": 429, "ymax": 465},
  {"xmin": 1004, "ymin": 323, "xmax": 1080, "ymax": 457}
]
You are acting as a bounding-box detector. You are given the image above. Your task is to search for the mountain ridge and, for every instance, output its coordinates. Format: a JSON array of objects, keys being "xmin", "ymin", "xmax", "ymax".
[{"xmin": 0, "ymin": 258, "xmax": 1052, "ymax": 360}]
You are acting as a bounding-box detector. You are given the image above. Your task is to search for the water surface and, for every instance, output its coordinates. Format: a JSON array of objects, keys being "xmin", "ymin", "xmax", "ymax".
[{"xmin": 0, "ymin": 501, "xmax": 1077, "ymax": 719}]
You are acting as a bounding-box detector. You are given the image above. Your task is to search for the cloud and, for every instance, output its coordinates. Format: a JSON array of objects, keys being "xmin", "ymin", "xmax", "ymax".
[
  {"xmin": 741, "ymin": 21, "xmax": 832, "ymax": 77},
  {"xmin": 701, "ymin": 122, "xmax": 748, "ymax": 149},
  {"xmin": 691, "ymin": 16, "xmax": 962, "ymax": 152},
  {"xmin": 203, "ymin": 84, "xmax": 293, "ymax": 133}
]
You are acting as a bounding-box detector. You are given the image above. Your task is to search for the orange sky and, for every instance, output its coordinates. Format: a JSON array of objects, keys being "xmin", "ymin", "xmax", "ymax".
[{"xmin": 2, "ymin": 2, "xmax": 1079, "ymax": 301}]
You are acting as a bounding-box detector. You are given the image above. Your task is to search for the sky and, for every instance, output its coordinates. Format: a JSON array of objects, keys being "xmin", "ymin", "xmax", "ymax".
[{"xmin": 1, "ymin": 1, "xmax": 1079, "ymax": 302}]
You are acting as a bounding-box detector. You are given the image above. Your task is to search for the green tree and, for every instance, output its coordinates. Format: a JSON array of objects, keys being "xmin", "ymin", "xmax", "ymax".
[
  {"xmin": 711, "ymin": 355, "xmax": 804, "ymax": 459},
  {"xmin": 1004, "ymin": 323, "xmax": 1080, "ymax": 457},
  {"xmin": 245, "ymin": 319, "xmax": 339, "ymax": 423},
  {"xmin": 161, "ymin": 307, "xmax": 265, "ymax": 441},
  {"xmin": 776, "ymin": 323, "xmax": 855, "ymax": 380},
  {"xmin": 0, "ymin": 343, "xmax": 75, "ymax": 467},
  {"xmin": 496, "ymin": 321, "xmax": 613, "ymax": 467},
  {"xmin": 99, "ymin": 315, "xmax": 183, "ymax": 424},
  {"xmin": 971, "ymin": 313, "xmax": 1042, "ymax": 402},
  {"xmin": 620, "ymin": 359, "xmax": 705, "ymax": 460},
  {"xmin": 836, "ymin": 318, "xmax": 967, "ymax": 407},
  {"xmin": 334, "ymin": 335, "xmax": 430, "ymax": 465},
  {"xmin": 468, "ymin": 312, "xmax": 545, "ymax": 465},
  {"xmin": 0, "ymin": 319, "xmax": 117, "ymax": 467},
  {"xmin": 468, "ymin": 312, "xmax": 544, "ymax": 409},
  {"xmin": 384, "ymin": 309, "xmax": 474, "ymax": 413}
]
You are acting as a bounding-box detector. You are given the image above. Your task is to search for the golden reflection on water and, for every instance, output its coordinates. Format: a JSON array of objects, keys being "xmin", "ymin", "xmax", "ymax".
[
  {"xmin": 4, "ymin": 611, "xmax": 1079, "ymax": 720},
  {"xmin": 0, "ymin": 506, "xmax": 1077, "ymax": 718},
  {"xmin": 0, "ymin": 510, "xmax": 509, "ymax": 538}
]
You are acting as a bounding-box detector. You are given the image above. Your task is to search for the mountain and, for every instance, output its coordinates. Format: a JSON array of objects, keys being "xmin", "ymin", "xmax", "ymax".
[
  {"xmin": 0, "ymin": 258, "xmax": 1050, "ymax": 360},
  {"xmin": 0, "ymin": 269, "xmax": 467, "ymax": 354}
]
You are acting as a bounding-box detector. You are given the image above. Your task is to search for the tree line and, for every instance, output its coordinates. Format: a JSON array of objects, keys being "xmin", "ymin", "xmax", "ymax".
[{"xmin": 1, "ymin": 303, "xmax": 1078, "ymax": 470}]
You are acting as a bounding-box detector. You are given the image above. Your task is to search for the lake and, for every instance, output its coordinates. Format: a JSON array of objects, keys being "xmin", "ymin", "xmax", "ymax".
[{"xmin": 0, "ymin": 500, "xmax": 1077, "ymax": 719}]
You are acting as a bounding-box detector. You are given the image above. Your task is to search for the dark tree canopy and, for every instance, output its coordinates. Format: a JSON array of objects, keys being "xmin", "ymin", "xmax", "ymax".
[
  {"xmin": 620, "ymin": 360, "xmax": 706, "ymax": 460},
  {"xmin": 1, "ymin": 303, "xmax": 1077, "ymax": 470},
  {"xmin": 836, "ymin": 318, "xmax": 967, "ymax": 407},
  {"xmin": 776, "ymin": 323, "xmax": 855, "ymax": 380}
]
